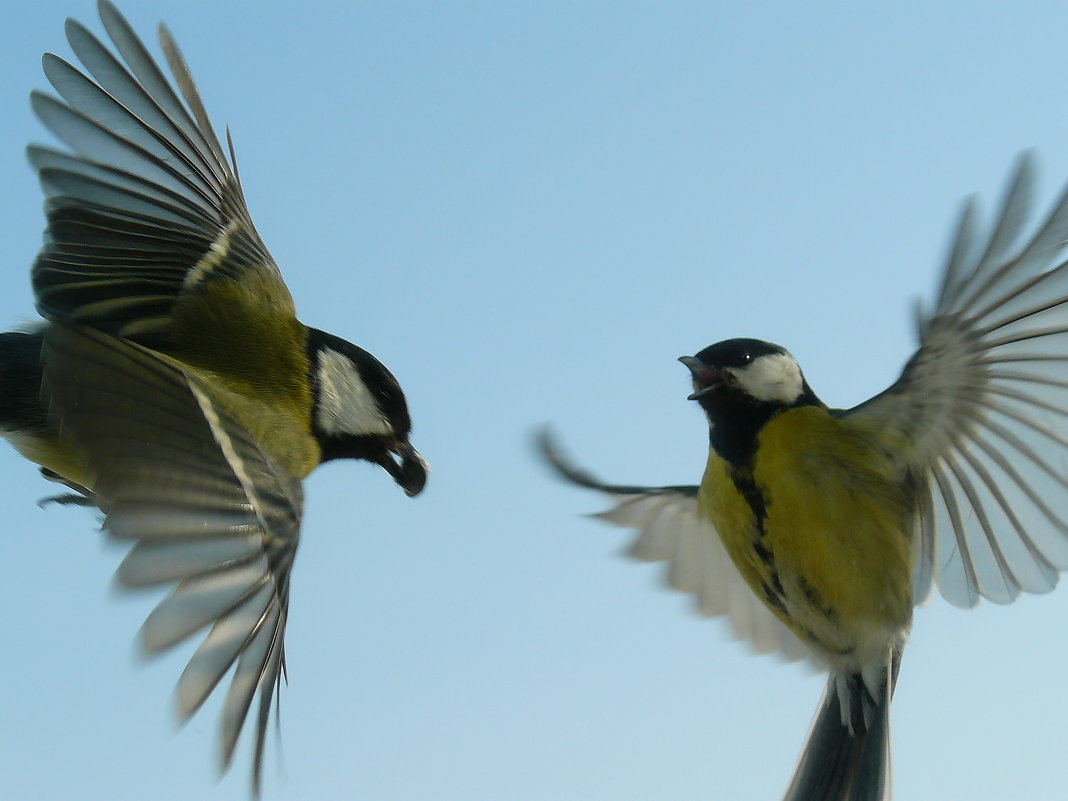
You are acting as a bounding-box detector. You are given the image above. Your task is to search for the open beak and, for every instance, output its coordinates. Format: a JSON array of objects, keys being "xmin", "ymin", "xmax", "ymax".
[
  {"xmin": 678, "ymin": 355, "xmax": 726, "ymax": 400},
  {"xmin": 374, "ymin": 439, "xmax": 428, "ymax": 497}
]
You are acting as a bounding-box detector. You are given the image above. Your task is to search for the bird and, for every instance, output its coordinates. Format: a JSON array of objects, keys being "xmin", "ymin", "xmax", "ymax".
[
  {"xmin": 0, "ymin": 0, "xmax": 426, "ymax": 794},
  {"xmin": 540, "ymin": 152, "xmax": 1068, "ymax": 801}
]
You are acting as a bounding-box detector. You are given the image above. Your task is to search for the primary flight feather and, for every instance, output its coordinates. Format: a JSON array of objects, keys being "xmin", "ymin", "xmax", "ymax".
[
  {"xmin": 0, "ymin": 1, "xmax": 426, "ymax": 794},
  {"xmin": 541, "ymin": 151, "xmax": 1068, "ymax": 800}
]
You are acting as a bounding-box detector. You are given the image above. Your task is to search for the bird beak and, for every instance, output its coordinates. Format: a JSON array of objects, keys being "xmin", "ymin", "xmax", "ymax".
[
  {"xmin": 375, "ymin": 440, "xmax": 428, "ymax": 497},
  {"xmin": 678, "ymin": 355, "xmax": 725, "ymax": 400}
]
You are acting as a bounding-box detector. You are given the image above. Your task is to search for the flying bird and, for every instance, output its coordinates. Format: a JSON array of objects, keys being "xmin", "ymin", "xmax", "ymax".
[
  {"xmin": 541, "ymin": 153, "xmax": 1068, "ymax": 800},
  {"xmin": 0, "ymin": 0, "xmax": 426, "ymax": 793}
]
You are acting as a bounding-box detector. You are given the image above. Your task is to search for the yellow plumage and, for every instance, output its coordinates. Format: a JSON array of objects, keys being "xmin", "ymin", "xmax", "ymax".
[
  {"xmin": 0, "ymin": 4, "xmax": 427, "ymax": 794},
  {"xmin": 699, "ymin": 406, "xmax": 914, "ymax": 665},
  {"xmin": 543, "ymin": 156, "xmax": 1068, "ymax": 800},
  {"xmin": 5, "ymin": 430, "xmax": 86, "ymax": 490}
]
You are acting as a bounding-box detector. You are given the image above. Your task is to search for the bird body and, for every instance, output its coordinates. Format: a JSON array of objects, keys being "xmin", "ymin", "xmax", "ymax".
[
  {"xmin": 542, "ymin": 152, "xmax": 1068, "ymax": 799},
  {"xmin": 684, "ymin": 345, "xmax": 915, "ymax": 799},
  {"xmin": 699, "ymin": 404, "xmax": 914, "ymax": 670},
  {"xmin": 0, "ymin": 1, "xmax": 426, "ymax": 793},
  {"xmin": 1, "ymin": 323, "xmax": 320, "ymax": 488}
]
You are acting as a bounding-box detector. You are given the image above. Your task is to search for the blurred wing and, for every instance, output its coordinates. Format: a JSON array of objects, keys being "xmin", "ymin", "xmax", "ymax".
[
  {"xmin": 43, "ymin": 323, "xmax": 302, "ymax": 794},
  {"xmin": 843, "ymin": 152, "xmax": 1068, "ymax": 608},
  {"xmin": 538, "ymin": 431, "xmax": 817, "ymax": 665},
  {"xmin": 30, "ymin": 0, "xmax": 293, "ymax": 347}
]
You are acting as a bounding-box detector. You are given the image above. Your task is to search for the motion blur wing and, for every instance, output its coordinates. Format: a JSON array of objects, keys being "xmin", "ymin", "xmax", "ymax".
[
  {"xmin": 538, "ymin": 431, "xmax": 817, "ymax": 665},
  {"xmin": 30, "ymin": 0, "xmax": 293, "ymax": 349},
  {"xmin": 843, "ymin": 153, "xmax": 1068, "ymax": 608},
  {"xmin": 44, "ymin": 322, "xmax": 301, "ymax": 794}
]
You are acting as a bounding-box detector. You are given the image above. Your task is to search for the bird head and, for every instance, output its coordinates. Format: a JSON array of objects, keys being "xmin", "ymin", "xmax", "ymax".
[
  {"xmin": 679, "ymin": 338, "xmax": 822, "ymax": 463},
  {"xmin": 308, "ymin": 329, "xmax": 427, "ymax": 497},
  {"xmin": 679, "ymin": 338, "xmax": 807, "ymax": 407}
]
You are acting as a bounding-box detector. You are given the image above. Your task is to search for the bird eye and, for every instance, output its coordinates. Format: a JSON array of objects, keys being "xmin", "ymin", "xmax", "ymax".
[{"xmin": 740, "ymin": 352, "xmax": 753, "ymax": 364}]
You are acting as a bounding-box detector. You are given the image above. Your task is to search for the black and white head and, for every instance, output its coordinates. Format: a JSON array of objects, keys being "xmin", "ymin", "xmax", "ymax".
[
  {"xmin": 679, "ymin": 338, "xmax": 822, "ymax": 442},
  {"xmin": 680, "ymin": 338, "xmax": 814, "ymax": 405},
  {"xmin": 308, "ymin": 328, "xmax": 427, "ymax": 496}
]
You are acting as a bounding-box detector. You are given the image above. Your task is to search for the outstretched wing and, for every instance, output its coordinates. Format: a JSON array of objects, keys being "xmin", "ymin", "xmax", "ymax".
[
  {"xmin": 843, "ymin": 153, "xmax": 1068, "ymax": 608},
  {"xmin": 538, "ymin": 431, "xmax": 817, "ymax": 665},
  {"xmin": 30, "ymin": 0, "xmax": 293, "ymax": 348},
  {"xmin": 43, "ymin": 323, "xmax": 302, "ymax": 795}
]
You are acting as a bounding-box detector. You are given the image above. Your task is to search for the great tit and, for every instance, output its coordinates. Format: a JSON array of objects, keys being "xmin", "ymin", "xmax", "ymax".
[
  {"xmin": 0, "ymin": 1, "xmax": 426, "ymax": 793},
  {"xmin": 541, "ymin": 153, "xmax": 1068, "ymax": 801}
]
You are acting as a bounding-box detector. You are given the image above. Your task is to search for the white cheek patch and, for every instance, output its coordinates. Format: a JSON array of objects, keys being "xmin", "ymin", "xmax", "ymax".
[
  {"xmin": 315, "ymin": 348, "xmax": 392, "ymax": 437},
  {"xmin": 731, "ymin": 353, "xmax": 803, "ymax": 403}
]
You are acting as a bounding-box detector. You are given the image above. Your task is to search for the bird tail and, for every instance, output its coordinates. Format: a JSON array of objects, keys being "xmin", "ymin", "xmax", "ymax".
[
  {"xmin": 781, "ymin": 658, "xmax": 897, "ymax": 801},
  {"xmin": 0, "ymin": 329, "xmax": 47, "ymax": 434}
]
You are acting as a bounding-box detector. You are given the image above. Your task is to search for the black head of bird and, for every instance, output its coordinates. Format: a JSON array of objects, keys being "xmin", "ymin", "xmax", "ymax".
[
  {"xmin": 308, "ymin": 328, "xmax": 427, "ymax": 496},
  {"xmin": 679, "ymin": 338, "xmax": 823, "ymax": 463}
]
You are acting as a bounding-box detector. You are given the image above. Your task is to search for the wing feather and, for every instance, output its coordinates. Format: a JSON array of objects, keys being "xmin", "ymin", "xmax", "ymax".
[
  {"xmin": 911, "ymin": 479, "xmax": 936, "ymax": 605},
  {"xmin": 42, "ymin": 323, "xmax": 301, "ymax": 791},
  {"xmin": 928, "ymin": 464, "xmax": 981, "ymax": 608},
  {"xmin": 844, "ymin": 153, "xmax": 1068, "ymax": 606},
  {"xmin": 118, "ymin": 538, "xmax": 266, "ymax": 586},
  {"xmin": 538, "ymin": 431, "xmax": 818, "ymax": 666},
  {"xmin": 140, "ymin": 558, "xmax": 272, "ymax": 652},
  {"xmin": 177, "ymin": 581, "xmax": 276, "ymax": 719},
  {"xmin": 934, "ymin": 195, "xmax": 981, "ymax": 318},
  {"xmin": 31, "ymin": 0, "xmax": 291, "ymax": 347}
]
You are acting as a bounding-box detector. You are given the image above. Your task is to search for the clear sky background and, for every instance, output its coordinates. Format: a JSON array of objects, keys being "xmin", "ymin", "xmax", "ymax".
[{"xmin": 3, "ymin": 2, "xmax": 1068, "ymax": 800}]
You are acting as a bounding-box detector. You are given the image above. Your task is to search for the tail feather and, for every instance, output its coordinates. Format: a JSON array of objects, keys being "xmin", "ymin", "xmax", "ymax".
[{"xmin": 782, "ymin": 667, "xmax": 893, "ymax": 801}]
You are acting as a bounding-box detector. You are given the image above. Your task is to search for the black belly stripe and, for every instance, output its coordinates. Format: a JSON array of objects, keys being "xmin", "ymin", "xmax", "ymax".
[
  {"xmin": 799, "ymin": 575, "xmax": 838, "ymax": 622},
  {"xmin": 721, "ymin": 446, "xmax": 845, "ymax": 653},
  {"xmin": 730, "ymin": 467, "xmax": 767, "ymax": 530},
  {"xmin": 729, "ymin": 465, "xmax": 788, "ymax": 612},
  {"xmin": 730, "ymin": 467, "xmax": 843, "ymax": 645},
  {"xmin": 760, "ymin": 581, "xmax": 787, "ymax": 613}
]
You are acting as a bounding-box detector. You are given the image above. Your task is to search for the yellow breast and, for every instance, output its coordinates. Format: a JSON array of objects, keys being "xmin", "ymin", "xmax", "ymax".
[
  {"xmin": 4, "ymin": 430, "xmax": 89, "ymax": 490},
  {"xmin": 698, "ymin": 405, "xmax": 915, "ymax": 659}
]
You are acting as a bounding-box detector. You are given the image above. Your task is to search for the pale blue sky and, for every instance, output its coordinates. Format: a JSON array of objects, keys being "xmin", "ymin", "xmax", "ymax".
[{"xmin": 3, "ymin": 2, "xmax": 1068, "ymax": 800}]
